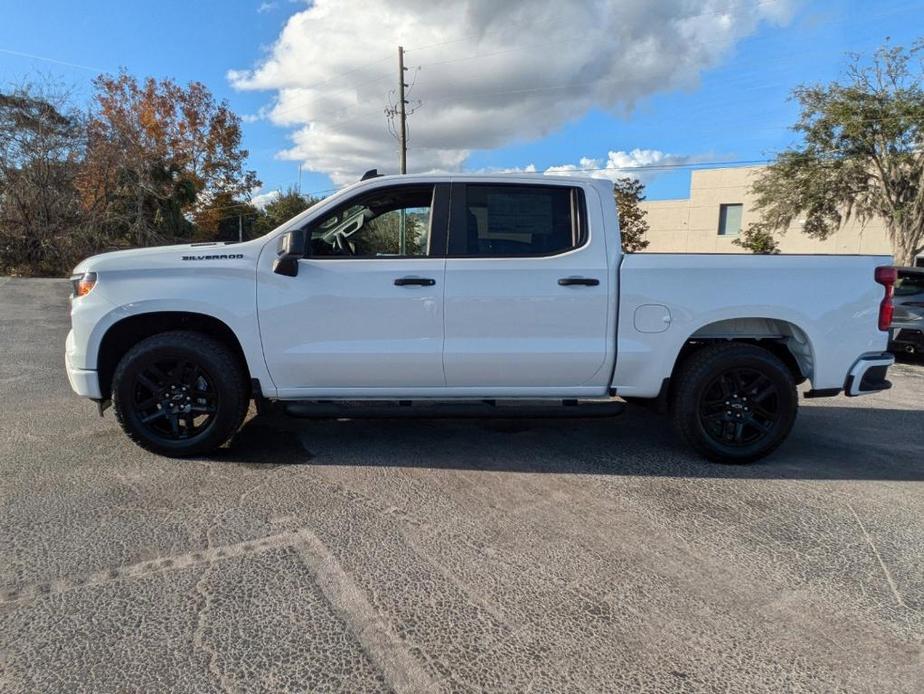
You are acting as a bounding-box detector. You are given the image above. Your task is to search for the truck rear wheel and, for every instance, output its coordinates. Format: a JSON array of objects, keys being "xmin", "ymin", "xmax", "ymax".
[
  {"xmin": 671, "ymin": 342, "xmax": 798, "ymax": 464},
  {"xmin": 112, "ymin": 331, "xmax": 248, "ymax": 457}
]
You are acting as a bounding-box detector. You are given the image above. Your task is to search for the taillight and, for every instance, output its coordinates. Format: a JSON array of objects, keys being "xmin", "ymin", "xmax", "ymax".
[{"xmin": 874, "ymin": 266, "xmax": 897, "ymax": 331}]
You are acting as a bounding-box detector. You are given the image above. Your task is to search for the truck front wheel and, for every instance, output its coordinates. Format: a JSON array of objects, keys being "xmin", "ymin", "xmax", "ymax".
[
  {"xmin": 112, "ymin": 331, "xmax": 248, "ymax": 457},
  {"xmin": 671, "ymin": 342, "xmax": 798, "ymax": 464}
]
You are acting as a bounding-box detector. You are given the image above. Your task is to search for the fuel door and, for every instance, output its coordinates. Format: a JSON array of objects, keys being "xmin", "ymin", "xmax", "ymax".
[{"xmin": 634, "ymin": 304, "xmax": 672, "ymax": 334}]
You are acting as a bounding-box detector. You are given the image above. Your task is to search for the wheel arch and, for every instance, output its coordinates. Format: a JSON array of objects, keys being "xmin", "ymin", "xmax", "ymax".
[
  {"xmin": 666, "ymin": 317, "xmax": 815, "ymax": 396},
  {"xmin": 96, "ymin": 311, "xmax": 251, "ymax": 399}
]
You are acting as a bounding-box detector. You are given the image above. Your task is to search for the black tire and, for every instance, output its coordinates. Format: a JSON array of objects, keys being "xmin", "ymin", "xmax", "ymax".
[
  {"xmin": 671, "ymin": 342, "xmax": 798, "ymax": 464},
  {"xmin": 112, "ymin": 331, "xmax": 248, "ymax": 457}
]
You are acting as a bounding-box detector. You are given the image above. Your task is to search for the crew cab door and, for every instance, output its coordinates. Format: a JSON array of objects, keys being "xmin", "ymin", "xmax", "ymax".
[
  {"xmin": 257, "ymin": 183, "xmax": 449, "ymax": 396},
  {"xmin": 442, "ymin": 182, "xmax": 612, "ymax": 389}
]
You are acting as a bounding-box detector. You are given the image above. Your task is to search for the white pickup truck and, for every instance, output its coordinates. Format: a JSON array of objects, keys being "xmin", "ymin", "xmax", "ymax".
[{"xmin": 66, "ymin": 173, "xmax": 896, "ymax": 463}]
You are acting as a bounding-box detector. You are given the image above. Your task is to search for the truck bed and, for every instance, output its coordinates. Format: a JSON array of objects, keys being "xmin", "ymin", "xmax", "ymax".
[{"xmin": 614, "ymin": 253, "xmax": 892, "ymax": 397}]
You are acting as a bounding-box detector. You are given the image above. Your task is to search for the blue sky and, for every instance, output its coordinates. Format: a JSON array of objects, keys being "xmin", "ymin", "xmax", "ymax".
[{"xmin": 1, "ymin": 0, "xmax": 922, "ymax": 201}]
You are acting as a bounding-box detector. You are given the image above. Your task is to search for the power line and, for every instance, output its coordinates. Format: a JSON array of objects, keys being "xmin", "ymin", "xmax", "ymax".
[
  {"xmin": 0, "ymin": 47, "xmax": 106, "ymax": 73},
  {"xmin": 267, "ymin": 99, "xmax": 384, "ymax": 128},
  {"xmin": 261, "ymin": 70, "xmax": 397, "ymax": 122},
  {"xmin": 252, "ymin": 82, "xmax": 922, "ymax": 135},
  {"xmin": 247, "ymin": 0, "xmax": 924, "ymax": 132},
  {"xmin": 259, "ymin": 4, "xmax": 806, "ymax": 121},
  {"xmin": 262, "ymin": 59, "xmax": 420, "ymax": 126},
  {"xmin": 200, "ymin": 159, "xmax": 774, "ymax": 222},
  {"xmin": 482, "ymin": 159, "xmax": 773, "ymax": 175},
  {"xmin": 235, "ymin": 53, "xmax": 392, "ymax": 97},
  {"xmin": 193, "ymin": 184, "xmax": 343, "ymax": 218}
]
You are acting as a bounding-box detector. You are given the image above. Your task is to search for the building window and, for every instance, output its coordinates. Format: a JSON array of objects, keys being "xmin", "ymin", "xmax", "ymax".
[{"xmin": 718, "ymin": 203, "xmax": 743, "ymax": 236}]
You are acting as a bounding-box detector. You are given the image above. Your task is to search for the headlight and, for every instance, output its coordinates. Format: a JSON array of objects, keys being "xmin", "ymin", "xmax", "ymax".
[{"xmin": 70, "ymin": 272, "xmax": 97, "ymax": 298}]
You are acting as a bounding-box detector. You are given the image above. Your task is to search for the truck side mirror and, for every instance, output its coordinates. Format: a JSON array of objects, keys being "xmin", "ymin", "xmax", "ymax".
[{"xmin": 273, "ymin": 228, "xmax": 306, "ymax": 277}]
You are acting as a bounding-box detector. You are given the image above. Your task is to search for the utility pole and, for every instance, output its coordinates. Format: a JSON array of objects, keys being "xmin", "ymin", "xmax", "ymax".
[
  {"xmin": 238, "ymin": 214, "xmax": 243, "ymax": 243},
  {"xmin": 386, "ymin": 46, "xmax": 420, "ymax": 252},
  {"xmin": 398, "ymin": 45, "xmax": 407, "ymax": 175},
  {"xmin": 397, "ymin": 45, "xmax": 408, "ymax": 253}
]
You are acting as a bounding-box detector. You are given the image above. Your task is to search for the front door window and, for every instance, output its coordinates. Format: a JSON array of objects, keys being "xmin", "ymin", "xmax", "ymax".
[{"xmin": 308, "ymin": 186, "xmax": 433, "ymax": 258}]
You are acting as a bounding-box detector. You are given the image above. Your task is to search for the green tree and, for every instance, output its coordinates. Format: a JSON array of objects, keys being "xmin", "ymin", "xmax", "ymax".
[
  {"xmin": 194, "ymin": 192, "xmax": 259, "ymax": 243},
  {"xmin": 732, "ymin": 222, "xmax": 781, "ymax": 254},
  {"xmin": 253, "ymin": 188, "xmax": 320, "ymax": 235},
  {"xmin": 352, "ymin": 211, "xmax": 427, "ymax": 256},
  {"xmin": 613, "ymin": 177, "xmax": 650, "ymax": 252},
  {"xmin": 751, "ymin": 39, "xmax": 924, "ymax": 265}
]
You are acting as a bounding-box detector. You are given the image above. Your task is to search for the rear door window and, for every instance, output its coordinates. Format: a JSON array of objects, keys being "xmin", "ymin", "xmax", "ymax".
[{"xmin": 449, "ymin": 184, "xmax": 585, "ymax": 257}]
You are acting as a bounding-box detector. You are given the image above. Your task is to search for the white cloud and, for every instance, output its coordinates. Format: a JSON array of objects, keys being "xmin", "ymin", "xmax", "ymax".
[
  {"xmin": 475, "ymin": 163, "xmax": 539, "ymax": 175},
  {"xmin": 230, "ymin": 0, "xmax": 794, "ymax": 184},
  {"xmin": 543, "ymin": 149, "xmax": 712, "ymax": 183},
  {"xmin": 241, "ymin": 105, "xmax": 272, "ymax": 123},
  {"xmin": 251, "ymin": 189, "xmax": 281, "ymax": 209},
  {"xmin": 477, "ymin": 149, "xmax": 711, "ymax": 185},
  {"xmin": 257, "ymin": 2, "xmax": 278, "ymax": 13}
]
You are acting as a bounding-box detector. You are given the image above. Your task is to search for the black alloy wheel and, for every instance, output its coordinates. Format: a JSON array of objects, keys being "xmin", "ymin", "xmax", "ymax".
[
  {"xmin": 671, "ymin": 342, "xmax": 798, "ymax": 464},
  {"xmin": 132, "ymin": 358, "xmax": 219, "ymax": 441},
  {"xmin": 698, "ymin": 367, "xmax": 780, "ymax": 447},
  {"xmin": 112, "ymin": 331, "xmax": 248, "ymax": 457}
]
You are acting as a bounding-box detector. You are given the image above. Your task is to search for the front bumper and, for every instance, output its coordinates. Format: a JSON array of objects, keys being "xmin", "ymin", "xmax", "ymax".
[
  {"xmin": 66, "ymin": 360, "xmax": 102, "ymax": 399},
  {"xmin": 65, "ymin": 329, "xmax": 102, "ymax": 399},
  {"xmin": 844, "ymin": 352, "xmax": 894, "ymax": 397}
]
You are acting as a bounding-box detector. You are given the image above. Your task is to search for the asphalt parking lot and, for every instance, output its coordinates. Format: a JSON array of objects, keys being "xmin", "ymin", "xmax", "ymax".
[{"xmin": 1, "ymin": 277, "xmax": 922, "ymax": 693}]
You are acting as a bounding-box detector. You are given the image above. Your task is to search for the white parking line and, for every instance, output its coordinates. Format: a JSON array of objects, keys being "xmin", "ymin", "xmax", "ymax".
[{"xmin": 293, "ymin": 527, "xmax": 439, "ymax": 694}]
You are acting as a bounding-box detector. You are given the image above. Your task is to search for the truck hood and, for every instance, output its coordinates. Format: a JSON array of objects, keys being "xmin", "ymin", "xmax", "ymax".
[{"xmin": 72, "ymin": 241, "xmax": 260, "ymax": 274}]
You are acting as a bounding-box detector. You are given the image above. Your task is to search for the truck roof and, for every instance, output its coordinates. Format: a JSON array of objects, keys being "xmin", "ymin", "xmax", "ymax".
[
  {"xmin": 347, "ymin": 171, "xmax": 615, "ymax": 196},
  {"xmin": 365, "ymin": 171, "xmax": 608, "ymax": 183}
]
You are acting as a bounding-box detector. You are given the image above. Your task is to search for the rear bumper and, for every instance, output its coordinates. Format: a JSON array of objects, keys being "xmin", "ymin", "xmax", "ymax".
[{"xmin": 844, "ymin": 352, "xmax": 894, "ymax": 397}]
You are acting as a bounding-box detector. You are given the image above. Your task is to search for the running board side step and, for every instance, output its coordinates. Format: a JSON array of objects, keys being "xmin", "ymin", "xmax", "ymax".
[{"xmin": 284, "ymin": 399, "xmax": 626, "ymax": 419}]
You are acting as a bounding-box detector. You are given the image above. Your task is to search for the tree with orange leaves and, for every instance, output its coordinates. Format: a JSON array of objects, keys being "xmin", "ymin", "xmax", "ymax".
[{"xmin": 82, "ymin": 71, "xmax": 259, "ymax": 246}]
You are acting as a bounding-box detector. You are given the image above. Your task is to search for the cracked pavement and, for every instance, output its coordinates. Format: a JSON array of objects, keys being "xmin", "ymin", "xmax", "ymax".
[{"xmin": 1, "ymin": 278, "xmax": 923, "ymax": 692}]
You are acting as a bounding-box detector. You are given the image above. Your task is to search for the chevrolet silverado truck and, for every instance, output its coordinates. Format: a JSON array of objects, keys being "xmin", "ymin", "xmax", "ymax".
[{"xmin": 66, "ymin": 173, "xmax": 896, "ymax": 463}]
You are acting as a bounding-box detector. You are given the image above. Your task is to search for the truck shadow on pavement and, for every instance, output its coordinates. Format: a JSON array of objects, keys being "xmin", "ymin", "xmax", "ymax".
[{"xmin": 214, "ymin": 402, "xmax": 924, "ymax": 482}]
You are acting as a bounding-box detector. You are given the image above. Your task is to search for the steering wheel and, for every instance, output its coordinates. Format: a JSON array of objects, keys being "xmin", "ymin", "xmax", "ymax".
[{"xmin": 334, "ymin": 235, "xmax": 355, "ymax": 256}]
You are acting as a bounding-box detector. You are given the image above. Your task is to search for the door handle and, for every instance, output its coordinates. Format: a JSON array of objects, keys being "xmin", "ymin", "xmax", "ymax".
[
  {"xmin": 394, "ymin": 277, "xmax": 436, "ymax": 286},
  {"xmin": 558, "ymin": 277, "xmax": 600, "ymax": 286}
]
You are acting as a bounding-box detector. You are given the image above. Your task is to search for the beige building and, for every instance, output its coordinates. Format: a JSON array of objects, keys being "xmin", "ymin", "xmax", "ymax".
[{"xmin": 640, "ymin": 166, "xmax": 892, "ymax": 255}]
